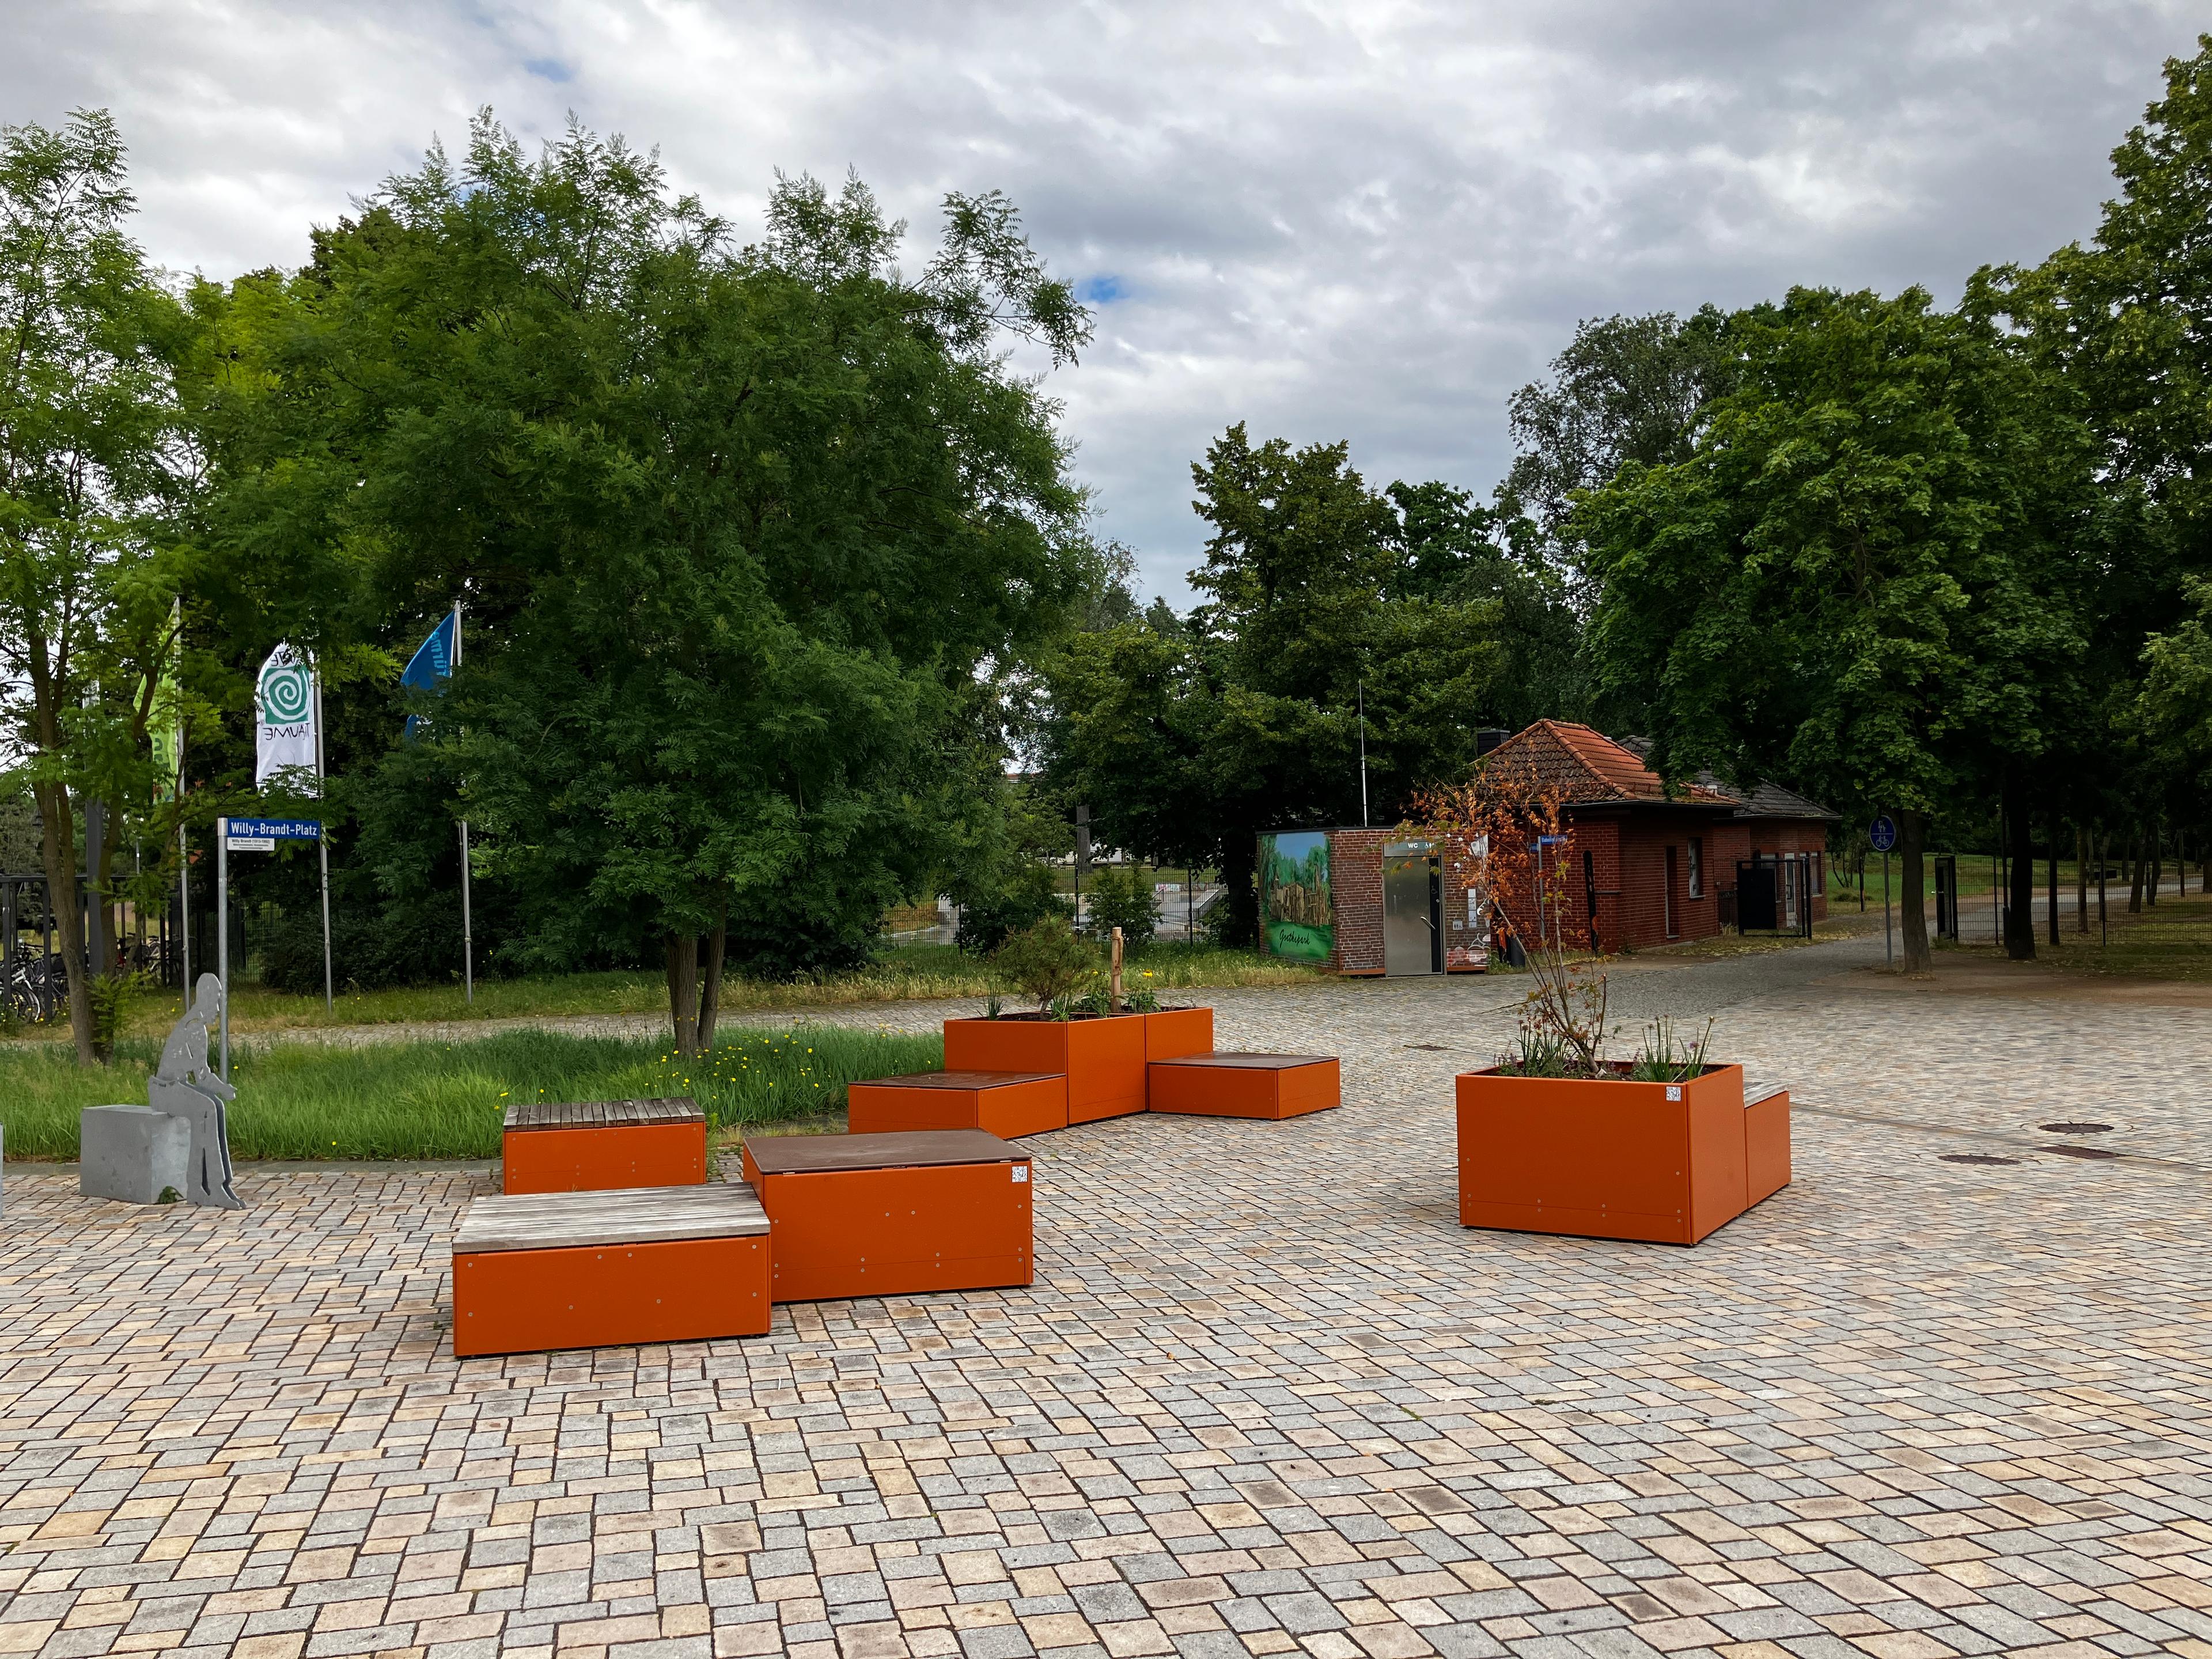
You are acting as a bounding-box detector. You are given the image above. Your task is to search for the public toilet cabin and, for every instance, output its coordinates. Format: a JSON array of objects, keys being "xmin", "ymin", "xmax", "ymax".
[{"xmin": 1257, "ymin": 826, "xmax": 1488, "ymax": 977}]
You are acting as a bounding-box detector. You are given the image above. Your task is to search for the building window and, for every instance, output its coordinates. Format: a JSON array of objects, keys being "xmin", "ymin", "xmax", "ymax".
[{"xmin": 1688, "ymin": 838, "xmax": 1703, "ymax": 899}]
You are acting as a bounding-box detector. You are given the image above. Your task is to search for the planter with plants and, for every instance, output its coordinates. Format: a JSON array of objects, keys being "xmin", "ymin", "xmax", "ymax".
[
  {"xmin": 941, "ymin": 918, "xmax": 1148, "ymax": 1124},
  {"xmin": 1423, "ymin": 759, "xmax": 1789, "ymax": 1246}
]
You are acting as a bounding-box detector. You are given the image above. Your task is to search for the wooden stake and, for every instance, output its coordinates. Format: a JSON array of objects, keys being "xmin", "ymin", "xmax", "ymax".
[{"xmin": 1111, "ymin": 925, "xmax": 1125, "ymax": 1010}]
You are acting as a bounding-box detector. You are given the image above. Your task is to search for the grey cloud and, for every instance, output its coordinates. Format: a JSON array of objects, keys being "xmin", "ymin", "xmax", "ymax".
[{"xmin": 5, "ymin": 0, "xmax": 2200, "ymax": 600}]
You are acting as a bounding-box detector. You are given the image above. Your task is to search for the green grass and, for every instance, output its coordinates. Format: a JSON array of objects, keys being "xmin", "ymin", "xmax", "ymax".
[
  {"xmin": 1942, "ymin": 887, "xmax": 2212, "ymax": 983},
  {"xmin": 55, "ymin": 942, "xmax": 1319, "ymax": 1044},
  {"xmin": 0, "ymin": 1023, "xmax": 944, "ymax": 1162}
]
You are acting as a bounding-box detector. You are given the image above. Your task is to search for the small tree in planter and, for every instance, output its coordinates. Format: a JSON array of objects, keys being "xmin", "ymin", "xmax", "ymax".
[
  {"xmin": 1419, "ymin": 749, "xmax": 1613, "ymax": 1076},
  {"xmin": 1420, "ymin": 752, "xmax": 1778, "ymax": 1244},
  {"xmin": 991, "ymin": 916, "xmax": 1098, "ymax": 1015}
]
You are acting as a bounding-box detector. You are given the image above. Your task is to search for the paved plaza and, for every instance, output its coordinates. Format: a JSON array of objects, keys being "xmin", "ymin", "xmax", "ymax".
[{"xmin": 3, "ymin": 934, "xmax": 2211, "ymax": 1659}]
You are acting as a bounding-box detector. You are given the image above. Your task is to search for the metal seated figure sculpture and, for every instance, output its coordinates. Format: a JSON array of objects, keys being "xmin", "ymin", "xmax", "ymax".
[{"xmin": 149, "ymin": 974, "xmax": 243, "ymax": 1210}]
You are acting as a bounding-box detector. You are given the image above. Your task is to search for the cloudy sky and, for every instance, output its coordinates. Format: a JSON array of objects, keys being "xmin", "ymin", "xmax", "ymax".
[{"xmin": 9, "ymin": 1, "xmax": 2202, "ymax": 601}]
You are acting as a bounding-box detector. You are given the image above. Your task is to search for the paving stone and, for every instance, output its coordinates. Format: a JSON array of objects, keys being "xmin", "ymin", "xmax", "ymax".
[{"xmin": 5, "ymin": 944, "xmax": 2212, "ymax": 1658}]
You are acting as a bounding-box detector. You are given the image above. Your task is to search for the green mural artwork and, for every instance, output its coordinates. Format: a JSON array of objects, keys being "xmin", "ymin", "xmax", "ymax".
[{"xmin": 1261, "ymin": 832, "xmax": 1334, "ymax": 961}]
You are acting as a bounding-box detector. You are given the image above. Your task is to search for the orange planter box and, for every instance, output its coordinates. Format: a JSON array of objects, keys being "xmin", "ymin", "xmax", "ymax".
[
  {"xmin": 1147, "ymin": 1053, "xmax": 1340, "ymax": 1119},
  {"xmin": 846, "ymin": 1071, "xmax": 1067, "ymax": 1138},
  {"xmin": 1142, "ymin": 1006, "xmax": 1214, "ymax": 1065},
  {"xmin": 1747, "ymin": 1088, "xmax": 1791, "ymax": 1205},
  {"xmin": 741, "ymin": 1130, "xmax": 1032, "ymax": 1303},
  {"xmin": 944, "ymin": 1013, "xmax": 1147, "ymax": 1125},
  {"xmin": 502, "ymin": 1097, "xmax": 706, "ymax": 1195},
  {"xmin": 1455, "ymin": 1065, "xmax": 1751, "ymax": 1245},
  {"xmin": 452, "ymin": 1185, "xmax": 770, "ymax": 1356}
]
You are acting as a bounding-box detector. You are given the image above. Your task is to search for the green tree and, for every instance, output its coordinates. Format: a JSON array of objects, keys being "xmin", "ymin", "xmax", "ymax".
[
  {"xmin": 1043, "ymin": 427, "xmax": 1524, "ymax": 942},
  {"xmin": 0, "ymin": 111, "xmax": 196, "ymax": 1062},
  {"xmin": 212, "ymin": 118, "xmax": 1096, "ymax": 1053},
  {"xmin": 1580, "ymin": 287, "xmax": 2097, "ymax": 971}
]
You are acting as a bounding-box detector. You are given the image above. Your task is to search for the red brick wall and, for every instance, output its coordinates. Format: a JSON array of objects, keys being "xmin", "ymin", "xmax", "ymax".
[
  {"xmin": 1327, "ymin": 831, "xmax": 1385, "ymax": 975},
  {"xmin": 1740, "ymin": 821, "xmax": 1832, "ymax": 921},
  {"xmin": 1567, "ymin": 807, "xmax": 1733, "ymax": 949}
]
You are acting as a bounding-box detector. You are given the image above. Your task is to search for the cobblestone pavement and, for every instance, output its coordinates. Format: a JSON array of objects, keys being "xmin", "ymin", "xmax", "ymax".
[{"xmin": 5, "ymin": 938, "xmax": 2210, "ymax": 1659}]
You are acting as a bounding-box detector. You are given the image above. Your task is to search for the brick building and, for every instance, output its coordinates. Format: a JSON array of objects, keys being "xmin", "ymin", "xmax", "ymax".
[
  {"xmin": 1258, "ymin": 722, "xmax": 1838, "ymax": 974},
  {"xmin": 1495, "ymin": 722, "xmax": 1838, "ymax": 951}
]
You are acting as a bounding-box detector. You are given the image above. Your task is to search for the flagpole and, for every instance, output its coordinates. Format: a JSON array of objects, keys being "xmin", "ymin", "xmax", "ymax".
[
  {"xmin": 314, "ymin": 662, "xmax": 332, "ymax": 1012},
  {"xmin": 454, "ymin": 600, "xmax": 472, "ymax": 1005}
]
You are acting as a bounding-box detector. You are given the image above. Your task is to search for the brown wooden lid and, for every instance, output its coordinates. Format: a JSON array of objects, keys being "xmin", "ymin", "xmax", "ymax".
[
  {"xmin": 503, "ymin": 1097, "xmax": 705, "ymax": 1132},
  {"xmin": 1148, "ymin": 1052, "xmax": 1335, "ymax": 1071},
  {"xmin": 852, "ymin": 1070, "xmax": 1061, "ymax": 1090},
  {"xmin": 744, "ymin": 1128, "xmax": 1027, "ymax": 1175}
]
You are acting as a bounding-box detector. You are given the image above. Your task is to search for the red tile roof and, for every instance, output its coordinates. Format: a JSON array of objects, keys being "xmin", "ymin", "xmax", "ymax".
[{"xmin": 1483, "ymin": 721, "xmax": 1738, "ymax": 808}]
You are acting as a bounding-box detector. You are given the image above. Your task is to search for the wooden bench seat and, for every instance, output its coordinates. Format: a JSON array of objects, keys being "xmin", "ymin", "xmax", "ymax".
[
  {"xmin": 1146, "ymin": 1053, "xmax": 1341, "ymax": 1119},
  {"xmin": 452, "ymin": 1184, "xmax": 770, "ymax": 1357},
  {"xmin": 845, "ymin": 1070, "xmax": 1067, "ymax": 1138},
  {"xmin": 501, "ymin": 1096, "xmax": 706, "ymax": 1194},
  {"xmin": 742, "ymin": 1130, "xmax": 1033, "ymax": 1304}
]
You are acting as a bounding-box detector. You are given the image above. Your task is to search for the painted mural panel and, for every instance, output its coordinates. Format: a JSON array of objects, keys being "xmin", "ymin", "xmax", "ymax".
[{"xmin": 1260, "ymin": 831, "xmax": 1334, "ymax": 961}]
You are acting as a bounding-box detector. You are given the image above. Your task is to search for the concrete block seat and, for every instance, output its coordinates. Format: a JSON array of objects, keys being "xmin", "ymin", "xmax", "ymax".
[
  {"xmin": 502, "ymin": 1096, "xmax": 706, "ymax": 1194},
  {"xmin": 1146, "ymin": 1052, "xmax": 1342, "ymax": 1119},
  {"xmin": 846, "ymin": 1070, "xmax": 1066, "ymax": 1138},
  {"xmin": 743, "ymin": 1130, "xmax": 1033, "ymax": 1303},
  {"xmin": 452, "ymin": 1184, "xmax": 770, "ymax": 1357}
]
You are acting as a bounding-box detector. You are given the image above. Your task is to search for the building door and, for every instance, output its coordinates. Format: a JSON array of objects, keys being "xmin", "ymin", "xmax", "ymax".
[
  {"xmin": 1384, "ymin": 842, "xmax": 1440, "ymax": 975},
  {"xmin": 1664, "ymin": 846, "xmax": 1679, "ymax": 939}
]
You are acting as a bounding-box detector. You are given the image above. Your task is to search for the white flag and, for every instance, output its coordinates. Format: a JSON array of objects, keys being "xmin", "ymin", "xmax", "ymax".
[{"xmin": 255, "ymin": 642, "xmax": 319, "ymax": 789}]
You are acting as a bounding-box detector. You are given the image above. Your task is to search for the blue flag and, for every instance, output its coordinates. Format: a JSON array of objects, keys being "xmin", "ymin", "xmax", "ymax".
[{"xmin": 401, "ymin": 610, "xmax": 457, "ymax": 739}]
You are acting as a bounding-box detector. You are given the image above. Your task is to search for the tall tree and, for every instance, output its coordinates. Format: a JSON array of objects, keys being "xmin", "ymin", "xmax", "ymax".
[
  {"xmin": 0, "ymin": 111, "xmax": 194, "ymax": 1062},
  {"xmin": 1580, "ymin": 287, "xmax": 2097, "ymax": 972},
  {"xmin": 213, "ymin": 119, "xmax": 1095, "ymax": 1052}
]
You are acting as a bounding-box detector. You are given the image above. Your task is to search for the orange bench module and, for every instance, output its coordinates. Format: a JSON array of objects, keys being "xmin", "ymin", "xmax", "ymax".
[
  {"xmin": 1747, "ymin": 1088, "xmax": 1791, "ymax": 1206},
  {"xmin": 742, "ymin": 1130, "xmax": 1032, "ymax": 1303},
  {"xmin": 452, "ymin": 1184, "xmax": 770, "ymax": 1357},
  {"xmin": 944, "ymin": 1014, "xmax": 1147, "ymax": 1124},
  {"xmin": 1146, "ymin": 1053, "xmax": 1340, "ymax": 1119},
  {"xmin": 846, "ymin": 1070, "xmax": 1066, "ymax": 1138},
  {"xmin": 502, "ymin": 1097, "xmax": 706, "ymax": 1195}
]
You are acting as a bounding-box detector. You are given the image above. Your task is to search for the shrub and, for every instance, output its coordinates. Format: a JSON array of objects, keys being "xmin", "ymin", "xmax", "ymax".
[
  {"xmin": 956, "ymin": 861, "xmax": 1067, "ymax": 955},
  {"xmin": 992, "ymin": 915, "xmax": 1098, "ymax": 1009},
  {"xmin": 1081, "ymin": 863, "xmax": 1158, "ymax": 949}
]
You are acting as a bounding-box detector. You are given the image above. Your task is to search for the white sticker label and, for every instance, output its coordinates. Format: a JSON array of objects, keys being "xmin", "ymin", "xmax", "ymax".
[
  {"xmin": 1012, "ymin": 1166, "xmax": 1029, "ymax": 1182},
  {"xmin": 1665, "ymin": 1085, "xmax": 1683, "ymax": 1101}
]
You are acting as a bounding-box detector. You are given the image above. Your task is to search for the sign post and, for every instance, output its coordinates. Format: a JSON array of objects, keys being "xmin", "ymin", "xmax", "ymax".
[
  {"xmin": 218, "ymin": 819, "xmax": 323, "ymax": 1080},
  {"xmin": 217, "ymin": 819, "xmax": 228, "ymax": 1081},
  {"xmin": 1869, "ymin": 815, "xmax": 1898, "ymax": 967}
]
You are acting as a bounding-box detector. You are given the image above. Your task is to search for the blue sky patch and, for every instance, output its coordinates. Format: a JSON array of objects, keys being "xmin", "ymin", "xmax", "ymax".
[
  {"xmin": 523, "ymin": 58, "xmax": 574, "ymax": 83},
  {"xmin": 1078, "ymin": 274, "xmax": 1124, "ymax": 305}
]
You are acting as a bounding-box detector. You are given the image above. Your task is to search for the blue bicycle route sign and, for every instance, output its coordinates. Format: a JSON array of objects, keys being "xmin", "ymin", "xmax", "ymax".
[{"xmin": 1869, "ymin": 815, "xmax": 1898, "ymax": 853}]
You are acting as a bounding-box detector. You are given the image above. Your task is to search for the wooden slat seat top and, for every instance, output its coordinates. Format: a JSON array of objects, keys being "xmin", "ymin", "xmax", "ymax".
[
  {"xmin": 745, "ymin": 1129, "xmax": 1025, "ymax": 1176},
  {"xmin": 454, "ymin": 1184, "xmax": 767, "ymax": 1254},
  {"xmin": 502, "ymin": 1096, "xmax": 705, "ymax": 1132},
  {"xmin": 1149, "ymin": 1052, "xmax": 1335, "ymax": 1071},
  {"xmin": 858, "ymin": 1071, "xmax": 1062, "ymax": 1090}
]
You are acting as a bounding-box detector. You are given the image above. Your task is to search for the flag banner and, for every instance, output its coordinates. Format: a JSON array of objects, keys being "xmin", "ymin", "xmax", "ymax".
[
  {"xmin": 150, "ymin": 599, "xmax": 183, "ymax": 805},
  {"xmin": 255, "ymin": 642, "xmax": 318, "ymax": 788},
  {"xmin": 401, "ymin": 610, "xmax": 457, "ymax": 739}
]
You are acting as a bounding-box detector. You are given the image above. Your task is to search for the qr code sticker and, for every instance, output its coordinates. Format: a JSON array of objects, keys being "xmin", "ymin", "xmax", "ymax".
[{"xmin": 1012, "ymin": 1166, "xmax": 1029, "ymax": 1183}]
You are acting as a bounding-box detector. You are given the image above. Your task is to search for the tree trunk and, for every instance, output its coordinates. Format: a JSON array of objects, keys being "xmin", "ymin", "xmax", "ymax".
[
  {"xmin": 2147, "ymin": 819, "xmax": 2162, "ymax": 906},
  {"xmin": 695, "ymin": 912, "xmax": 728, "ymax": 1055},
  {"xmin": 2075, "ymin": 825, "xmax": 2088, "ymax": 934},
  {"xmin": 1218, "ymin": 832, "xmax": 1258, "ymax": 947},
  {"xmin": 666, "ymin": 934, "xmax": 699, "ymax": 1058},
  {"xmin": 2128, "ymin": 828, "xmax": 2145, "ymax": 913},
  {"xmin": 2002, "ymin": 785, "xmax": 2035, "ymax": 960},
  {"xmin": 34, "ymin": 780, "xmax": 93, "ymax": 1065},
  {"xmin": 1899, "ymin": 809, "xmax": 1931, "ymax": 973},
  {"xmin": 2046, "ymin": 812, "xmax": 2059, "ymax": 947}
]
